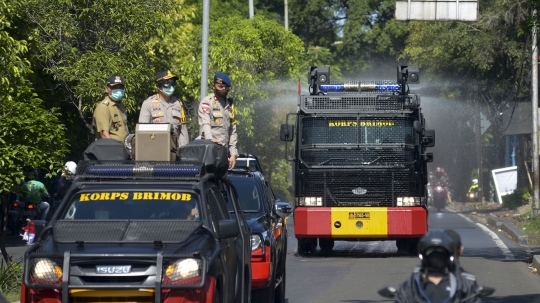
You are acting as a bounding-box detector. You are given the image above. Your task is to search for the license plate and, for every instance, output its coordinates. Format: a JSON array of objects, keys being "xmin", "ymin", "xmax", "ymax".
[
  {"xmin": 9, "ymin": 210, "xmax": 18, "ymax": 215},
  {"xmin": 24, "ymin": 211, "xmax": 37, "ymax": 216},
  {"xmin": 96, "ymin": 265, "xmax": 132, "ymax": 274},
  {"xmin": 348, "ymin": 212, "xmax": 370, "ymax": 219}
]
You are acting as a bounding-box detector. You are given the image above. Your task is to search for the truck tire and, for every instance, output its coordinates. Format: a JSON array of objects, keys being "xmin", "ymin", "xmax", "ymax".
[
  {"xmin": 318, "ymin": 238, "xmax": 334, "ymax": 253},
  {"xmin": 297, "ymin": 238, "xmax": 317, "ymax": 255},
  {"xmin": 396, "ymin": 238, "xmax": 419, "ymax": 255},
  {"xmin": 251, "ymin": 267, "xmax": 276, "ymax": 303},
  {"xmin": 274, "ymin": 254, "xmax": 286, "ymax": 303}
]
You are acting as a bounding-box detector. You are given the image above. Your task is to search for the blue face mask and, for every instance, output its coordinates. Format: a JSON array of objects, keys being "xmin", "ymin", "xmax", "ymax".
[
  {"xmin": 110, "ymin": 89, "xmax": 125, "ymax": 101},
  {"xmin": 162, "ymin": 85, "xmax": 175, "ymax": 96}
]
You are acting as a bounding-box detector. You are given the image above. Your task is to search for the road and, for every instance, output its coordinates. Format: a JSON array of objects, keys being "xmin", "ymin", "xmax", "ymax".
[
  {"xmin": 5, "ymin": 208, "xmax": 540, "ymax": 302},
  {"xmin": 284, "ymin": 208, "xmax": 540, "ymax": 303}
]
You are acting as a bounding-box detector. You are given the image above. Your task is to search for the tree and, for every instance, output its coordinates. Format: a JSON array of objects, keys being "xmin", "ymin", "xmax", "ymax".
[
  {"xmin": 23, "ymin": 0, "xmax": 197, "ymax": 143},
  {"xmin": 164, "ymin": 14, "xmax": 305, "ymax": 197},
  {"xmin": 0, "ymin": 0, "xmax": 68, "ymax": 263}
]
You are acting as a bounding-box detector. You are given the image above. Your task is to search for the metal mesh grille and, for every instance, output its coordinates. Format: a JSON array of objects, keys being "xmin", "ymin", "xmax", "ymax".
[
  {"xmin": 77, "ymin": 161, "xmax": 202, "ymax": 180},
  {"xmin": 53, "ymin": 220, "xmax": 201, "ymax": 243},
  {"xmin": 300, "ymin": 95, "xmax": 416, "ymax": 113},
  {"xmin": 299, "ymin": 169, "xmax": 421, "ymax": 207},
  {"xmin": 301, "ymin": 116, "xmax": 415, "ymax": 145},
  {"xmin": 300, "ymin": 148, "xmax": 415, "ymax": 167},
  {"xmin": 29, "ymin": 258, "xmax": 63, "ymax": 285}
]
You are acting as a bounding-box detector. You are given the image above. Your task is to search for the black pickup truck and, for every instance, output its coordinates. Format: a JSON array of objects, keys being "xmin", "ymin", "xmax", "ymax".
[{"xmin": 21, "ymin": 140, "xmax": 252, "ymax": 303}]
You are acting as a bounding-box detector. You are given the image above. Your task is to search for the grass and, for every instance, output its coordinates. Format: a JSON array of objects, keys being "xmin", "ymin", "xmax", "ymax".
[
  {"xmin": 0, "ymin": 260, "xmax": 23, "ymax": 302},
  {"xmin": 515, "ymin": 214, "xmax": 540, "ymax": 245}
]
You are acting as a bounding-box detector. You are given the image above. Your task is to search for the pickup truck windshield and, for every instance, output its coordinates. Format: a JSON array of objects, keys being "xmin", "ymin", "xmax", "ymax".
[
  {"xmin": 62, "ymin": 191, "xmax": 200, "ymax": 220},
  {"xmin": 228, "ymin": 180, "xmax": 261, "ymax": 212}
]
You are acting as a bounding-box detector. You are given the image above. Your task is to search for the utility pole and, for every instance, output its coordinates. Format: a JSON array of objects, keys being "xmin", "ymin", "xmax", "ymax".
[
  {"xmin": 475, "ymin": 89, "xmax": 484, "ymax": 203},
  {"xmin": 249, "ymin": 0, "xmax": 254, "ymax": 18},
  {"xmin": 200, "ymin": 0, "xmax": 210, "ymax": 100},
  {"xmin": 284, "ymin": 0, "xmax": 289, "ymax": 30},
  {"xmin": 532, "ymin": 9, "xmax": 539, "ymax": 216}
]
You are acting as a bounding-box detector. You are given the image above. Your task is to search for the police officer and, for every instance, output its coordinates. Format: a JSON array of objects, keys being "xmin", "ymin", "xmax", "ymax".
[
  {"xmin": 139, "ymin": 70, "xmax": 189, "ymax": 160},
  {"xmin": 198, "ymin": 72, "xmax": 238, "ymax": 169},
  {"xmin": 93, "ymin": 75, "xmax": 129, "ymax": 143},
  {"xmin": 394, "ymin": 230, "xmax": 481, "ymax": 303}
]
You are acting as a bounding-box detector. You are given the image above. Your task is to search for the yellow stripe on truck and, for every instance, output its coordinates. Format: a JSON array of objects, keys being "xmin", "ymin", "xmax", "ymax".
[{"xmin": 330, "ymin": 207, "xmax": 388, "ymax": 238}]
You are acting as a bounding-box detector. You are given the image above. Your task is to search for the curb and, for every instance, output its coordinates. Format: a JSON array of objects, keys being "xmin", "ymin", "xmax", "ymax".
[
  {"xmin": 486, "ymin": 216, "xmax": 528, "ymax": 246},
  {"xmin": 533, "ymin": 255, "xmax": 540, "ymax": 271}
]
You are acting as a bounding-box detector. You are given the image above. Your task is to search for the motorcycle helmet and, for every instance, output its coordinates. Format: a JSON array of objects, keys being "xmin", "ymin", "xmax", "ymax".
[
  {"xmin": 472, "ymin": 179, "xmax": 478, "ymax": 184},
  {"xmin": 418, "ymin": 230, "xmax": 455, "ymax": 275},
  {"xmin": 65, "ymin": 161, "xmax": 77, "ymax": 175}
]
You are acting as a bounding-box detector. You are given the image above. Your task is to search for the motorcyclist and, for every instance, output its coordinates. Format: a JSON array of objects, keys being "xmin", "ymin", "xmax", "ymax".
[
  {"xmin": 468, "ymin": 179, "xmax": 479, "ymax": 201},
  {"xmin": 20, "ymin": 169, "xmax": 50, "ymax": 220},
  {"xmin": 50, "ymin": 161, "xmax": 77, "ymax": 208},
  {"xmin": 395, "ymin": 230, "xmax": 481, "ymax": 303}
]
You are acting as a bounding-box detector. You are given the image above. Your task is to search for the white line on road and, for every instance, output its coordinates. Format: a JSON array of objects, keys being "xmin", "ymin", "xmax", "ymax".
[
  {"xmin": 446, "ymin": 208, "xmax": 514, "ymax": 260},
  {"xmin": 475, "ymin": 223, "xmax": 515, "ymax": 260}
]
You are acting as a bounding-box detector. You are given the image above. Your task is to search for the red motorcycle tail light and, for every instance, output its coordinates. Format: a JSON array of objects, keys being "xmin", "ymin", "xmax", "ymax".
[
  {"xmin": 13, "ymin": 202, "xmax": 18, "ymax": 207},
  {"xmin": 27, "ymin": 204, "xmax": 35, "ymax": 209}
]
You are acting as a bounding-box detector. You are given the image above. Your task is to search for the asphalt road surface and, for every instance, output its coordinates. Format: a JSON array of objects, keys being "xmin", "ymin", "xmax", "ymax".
[
  {"xmin": 284, "ymin": 208, "xmax": 540, "ymax": 303},
  {"xmin": 4, "ymin": 208, "xmax": 540, "ymax": 302}
]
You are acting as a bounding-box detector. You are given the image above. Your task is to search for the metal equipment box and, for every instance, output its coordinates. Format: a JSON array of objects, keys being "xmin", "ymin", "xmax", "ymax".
[{"xmin": 135, "ymin": 123, "xmax": 171, "ymax": 161}]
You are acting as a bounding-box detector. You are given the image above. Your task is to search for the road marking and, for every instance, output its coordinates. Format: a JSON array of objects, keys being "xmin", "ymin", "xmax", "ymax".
[
  {"xmin": 475, "ymin": 223, "xmax": 515, "ymax": 260},
  {"xmin": 446, "ymin": 209, "xmax": 514, "ymax": 260}
]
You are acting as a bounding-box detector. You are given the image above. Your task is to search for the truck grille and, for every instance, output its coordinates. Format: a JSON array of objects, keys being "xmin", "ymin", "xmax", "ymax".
[
  {"xmin": 299, "ymin": 169, "xmax": 422, "ymax": 207},
  {"xmin": 300, "ymin": 148, "xmax": 415, "ymax": 167}
]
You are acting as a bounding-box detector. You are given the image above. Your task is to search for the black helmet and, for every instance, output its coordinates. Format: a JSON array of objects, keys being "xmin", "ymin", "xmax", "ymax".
[{"xmin": 418, "ymin": 230, "xmax": 455, "ymax": 274}]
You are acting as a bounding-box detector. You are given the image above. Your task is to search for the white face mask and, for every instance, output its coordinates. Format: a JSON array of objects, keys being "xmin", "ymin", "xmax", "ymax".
[{"xmin": 95, "ymin": 211, "xmax": 110, "ymax": 219}]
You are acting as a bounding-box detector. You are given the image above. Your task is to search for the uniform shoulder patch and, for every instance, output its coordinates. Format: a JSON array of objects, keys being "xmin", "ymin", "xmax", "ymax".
[{"xmin": 101, "ymin": 100, "xmax": 109, "ymax": 106}]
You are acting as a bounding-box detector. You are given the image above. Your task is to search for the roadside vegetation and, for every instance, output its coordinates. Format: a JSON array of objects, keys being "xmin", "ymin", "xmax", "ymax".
[
  {"xmin": 0, "ymin": 260, "xmax": 23, "ymax": 302},
  {"xmin": 3, "ymin": 0, "xmax": 540, "ymax": 276}
]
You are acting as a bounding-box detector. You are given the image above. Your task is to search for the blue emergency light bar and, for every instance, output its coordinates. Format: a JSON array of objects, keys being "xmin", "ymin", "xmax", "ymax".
[
  {"xmin": 83, "ymin": 164, "xmax": 201, "ymax": 179},
  {"xmin": 319, "ymin": 81, "xmax": 401, "ymax": 93}
]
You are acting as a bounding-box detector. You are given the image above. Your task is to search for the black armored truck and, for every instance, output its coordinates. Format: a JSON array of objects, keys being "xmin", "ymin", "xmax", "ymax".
[{"xmin": 21, "ymin": 140, "xmax": 252, "ymax": 303}]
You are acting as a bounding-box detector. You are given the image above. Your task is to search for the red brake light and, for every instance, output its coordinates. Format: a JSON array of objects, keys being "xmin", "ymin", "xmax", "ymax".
[
  {"xmin": 13, "ymin": 202, "xmax": 18, "ymax": 207},
  {"xmin": 27, "ymin": 204, "xmax": 35, "ymax": 209}
]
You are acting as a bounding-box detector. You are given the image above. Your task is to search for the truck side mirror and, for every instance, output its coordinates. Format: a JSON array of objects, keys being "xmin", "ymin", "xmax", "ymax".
[
  {"xmin": 424, "ymin": 153, "xmax": 434, "ymax": 163},
  {"xmin": 280, "ymin": 124, "xmax": 294, "ymax": 142},
  {"xmin": 413, "ymin": 120, "xmax": 423, "ymax": 134},
  {"xmin": 422, "ymin": 129, "xmax": 435, "ymax": 147}
]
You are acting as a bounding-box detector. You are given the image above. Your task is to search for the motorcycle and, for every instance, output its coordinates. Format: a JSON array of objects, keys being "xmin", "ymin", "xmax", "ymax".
[
  {"xmin": 22, "ymin": 201, "xmax": 42, "ymax": 221},
  {"xmin": 432, "ymin": 182, "xmax": 447, "ymax": 211},
  {"xmin": 7, "ymin": 200, "xmax": 25, "ymax": 235},
  {"xmin": 378, "ymin": 285, "xmax": 495, "ymax": 302}
]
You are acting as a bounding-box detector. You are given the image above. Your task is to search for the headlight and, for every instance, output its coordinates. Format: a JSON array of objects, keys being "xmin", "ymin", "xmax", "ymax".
[
  {"xmin": 165, "ymin": 258, "xmax": 201, "ymax": 281},
  {"xmin": 299, "ymin": 197, "xmax": 323, "ymax": 206},
  {"xmin": 32, "ymin": 259, "xmax": 62, "ymax": 283},
  {"xmin": 436, "ymin": 186, "xmax": 443, "ymax": 192},
  {"xmin": 469, "ymin": 193, "xmax": 475, "ymax": 198},
  {"xmin": 251, "ymin": 234, "xmax": 263, "ymax": 251}
]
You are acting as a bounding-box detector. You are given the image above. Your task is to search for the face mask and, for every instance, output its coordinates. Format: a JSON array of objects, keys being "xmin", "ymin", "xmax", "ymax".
[
  {"xmin": 95, "ymin": 211, "xmax": 110, "ymax": 219},
  {"xmin": 215, "ymin": 89, "xmax": 228, "ymax": 98},
  {"xmin": 110, "ymin": 89, "xmax": 125, "ymax": 101},
  {"xmin": 162, "ymin": 85, "xmax": 175, "ymax": 96}
]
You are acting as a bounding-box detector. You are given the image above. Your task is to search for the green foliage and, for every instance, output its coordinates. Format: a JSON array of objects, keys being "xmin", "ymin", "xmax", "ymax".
[
  {"xmin": 502, "ymin": 187, "xmax": 531, "ymax": 210},
  {"xmin": 0, "ymin": 261, "xmax": 23, "ymax": 297},
  {"xmin": 169, "ymin": 15, "xmax": 304, "ymax": 136},
  {"xmin": 24, "ymin": 0, "xmax": 197, "ymax": 133},
  {"xmin": 0, "ymin": 0, "xmax": 68, "ymax": 194}
]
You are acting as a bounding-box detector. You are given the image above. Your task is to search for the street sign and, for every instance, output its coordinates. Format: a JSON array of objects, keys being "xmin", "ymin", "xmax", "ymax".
[{"xmin": 395, "ymin": 0, "xmax": 478, "ymax": 21}]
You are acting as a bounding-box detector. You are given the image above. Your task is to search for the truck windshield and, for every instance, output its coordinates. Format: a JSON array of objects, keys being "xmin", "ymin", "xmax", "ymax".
[{"xmin": 62, "ymin": 191, "xmax": 200, "ymax": 220}]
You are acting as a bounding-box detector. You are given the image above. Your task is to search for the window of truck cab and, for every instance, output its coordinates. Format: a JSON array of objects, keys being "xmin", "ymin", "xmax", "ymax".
[{"xmin": 62, "ymin": 191, "xmax": 200, "ymax": 220}]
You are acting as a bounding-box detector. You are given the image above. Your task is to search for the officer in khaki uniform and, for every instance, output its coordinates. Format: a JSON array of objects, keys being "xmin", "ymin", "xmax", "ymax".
[
  {"xmin": 198, "ymin": 72, "xmax": 238, "ymax": 169},
  {"xmin": 93, "ymin": 75, "xmax": 129, "ymax": 143},
  {"xmin": 138, "ymin": 70, "xmax": 189, "ymax": 160}
]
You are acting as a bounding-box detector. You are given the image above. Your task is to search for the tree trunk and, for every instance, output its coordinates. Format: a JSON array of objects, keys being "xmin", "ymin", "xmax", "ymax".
[{"xmin": 0, "ymin": 193, "xmax": 11, "ymax": 264}]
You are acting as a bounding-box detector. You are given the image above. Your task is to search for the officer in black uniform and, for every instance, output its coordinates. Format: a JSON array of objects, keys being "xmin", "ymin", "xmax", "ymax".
[{"xmin": 395, "ymin": 230, "xmax": 481, "ymax": 303}]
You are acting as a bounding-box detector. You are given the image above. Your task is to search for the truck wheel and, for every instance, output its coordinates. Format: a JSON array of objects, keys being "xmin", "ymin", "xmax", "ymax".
[
  {"xmin": 274, "ymin": 256, "xmax": 286, "ymax": 303},
  {"xmin": 297, "ymin": 238, "xmax": 317, "ymax": 255},
  {"xmin": 318, "ymin": 238, "xmax": 334, "ymax": 253},
  {"xmin": 251, "ymin": 268, "xmax": 276, "ymax": 303},
  {"xmin": 408, "ymin": 238, "xmax": 420, "ymax": 255},
  {"xmin": 396, "ymin": 239, "xmax": 419, "ymax": 255}
]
